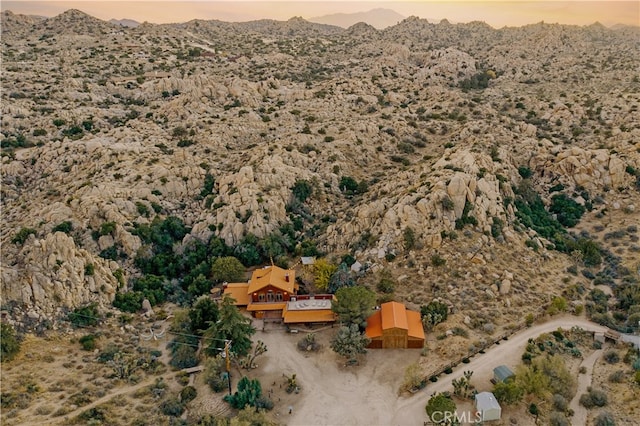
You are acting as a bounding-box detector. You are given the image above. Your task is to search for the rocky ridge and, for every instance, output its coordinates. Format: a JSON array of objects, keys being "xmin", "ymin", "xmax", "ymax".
[{"xmin": 1, "ymin": 10, "xmax": 639, "ymax": 326}]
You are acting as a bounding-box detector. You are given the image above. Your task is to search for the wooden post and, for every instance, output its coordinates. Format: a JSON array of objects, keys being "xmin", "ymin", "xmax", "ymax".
[{"xmin": 225, "ymin": 340, "xmax": 232, "ymax": 395}]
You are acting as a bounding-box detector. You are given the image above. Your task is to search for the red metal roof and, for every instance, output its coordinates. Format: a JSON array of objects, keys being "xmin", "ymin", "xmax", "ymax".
[
  {"xmin": 223, "ymin": 283, "xmax": 250, "ymax": 306},
  {"xmin": 365, "ymin": 302, "xmax": 425, "ymax": 340},
  {"xmin": 247, "ymin": 265, "xmax": 297, "ymax": 294}
]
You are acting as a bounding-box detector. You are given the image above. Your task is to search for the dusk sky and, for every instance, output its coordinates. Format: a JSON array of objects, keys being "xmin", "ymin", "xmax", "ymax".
[{"xmin": 2, "ymin": 1, "xmax": 639, "ymax": 27}]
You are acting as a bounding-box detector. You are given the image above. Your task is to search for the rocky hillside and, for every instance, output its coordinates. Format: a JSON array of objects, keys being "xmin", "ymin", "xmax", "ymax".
[{"xmin": 1, "ymin": 10, "xmax": 639, "ymax": 330}]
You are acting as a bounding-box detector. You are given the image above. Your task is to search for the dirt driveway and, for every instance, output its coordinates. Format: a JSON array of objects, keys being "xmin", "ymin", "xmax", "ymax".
[{"xmin": 255, "ymin": 316, "xmax": 607, "ymax": 426}]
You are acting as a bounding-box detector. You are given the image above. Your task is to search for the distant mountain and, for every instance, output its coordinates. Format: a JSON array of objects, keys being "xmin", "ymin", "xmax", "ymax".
[
  {"xmin": 109, "ymin": 18, "xmax": 140, "ymax": 28},
  {"xmin": 308, "ymin": 8, "xmax": 405, "ymax": 30},
  {"xmin": 34, "ymin": 9, "xmax": 116, "ymax": 36}
]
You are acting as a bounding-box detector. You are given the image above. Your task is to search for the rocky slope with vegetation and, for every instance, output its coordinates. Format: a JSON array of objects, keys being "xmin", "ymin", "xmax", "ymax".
[{"xmin": 1, "ymin": 9, "xmax": 639, "ymax": 338}]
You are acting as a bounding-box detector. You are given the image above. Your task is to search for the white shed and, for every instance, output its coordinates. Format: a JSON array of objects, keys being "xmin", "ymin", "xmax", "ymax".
[{"xmin": 475, "ymin": 392, "xmax": 501, "ymax": 422}]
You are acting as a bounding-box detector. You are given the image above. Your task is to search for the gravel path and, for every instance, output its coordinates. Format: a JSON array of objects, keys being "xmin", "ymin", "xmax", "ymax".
[{"xmin": 568, "ymin": 349, "xmax": 602, "ymax": 425}]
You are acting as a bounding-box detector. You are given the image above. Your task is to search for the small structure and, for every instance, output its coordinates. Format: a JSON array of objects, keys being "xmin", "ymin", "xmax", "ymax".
[
  {"xmin": 475, "ymin": 392, "xmax": 501, "ymax": 422},
  {"xmin": 300, "ymin": 256, "xmax": 316, "ymax": 266},
  {"xmin": 493, "ymin": 365, "xmax": 515, "ymax": 383},
  {"xmin": 222, "ymin": 265, "xmax": 335, "ymax": 324},
  {"xmin": 365, "ymin": 301, "xmax": 425, "ymax": 349}
]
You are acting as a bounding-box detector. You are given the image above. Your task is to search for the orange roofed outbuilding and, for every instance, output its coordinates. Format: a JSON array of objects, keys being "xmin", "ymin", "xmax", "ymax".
[{"xmin": 365, "ymin": 301, "xmax": 425, "ymax": 349}]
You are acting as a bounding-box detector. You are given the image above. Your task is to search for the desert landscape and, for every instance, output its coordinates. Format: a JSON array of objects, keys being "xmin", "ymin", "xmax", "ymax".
[{"xmin": 1, "ymin": 6, "xmax": 639, "ymax": 426}]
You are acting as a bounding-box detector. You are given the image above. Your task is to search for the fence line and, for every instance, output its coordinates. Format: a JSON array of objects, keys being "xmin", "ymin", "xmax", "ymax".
[{"xmin": 423, "ymin": 308, "xmax": 548, "ymax": 382}]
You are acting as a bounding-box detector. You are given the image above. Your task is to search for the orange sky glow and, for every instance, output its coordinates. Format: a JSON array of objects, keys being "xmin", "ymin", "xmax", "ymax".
[{"xmin": 2, "ymin": 1, "xmax": 639, "ymax": 27}]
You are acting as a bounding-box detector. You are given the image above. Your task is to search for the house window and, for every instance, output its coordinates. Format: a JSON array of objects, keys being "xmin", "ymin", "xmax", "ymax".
[
  {"xmin": 258, "ymin": 293, "xmax": 265, "ymax": 302},
  {"xmin": 266, "ymin": 291, "xmax": 274, "ymax": 302},
  {"xmin": 276, "ymin": 292, "xmax": 283, "ymax": 302}
]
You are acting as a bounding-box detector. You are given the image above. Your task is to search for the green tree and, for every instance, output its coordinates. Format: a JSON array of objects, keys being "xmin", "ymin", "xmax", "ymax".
[
  {"xmin": 332, "ymin": 286, "xmax": 376, "ymax": 329},
  {"xmin": 330, "ymin": 324, "xmax": 370, "ymax": 364},
  {"xmin": 1, "ymin": 323, "xmax": 20, "ymax": 362},
  {"xmin": 493, "ymin": 380, "xmax": 524, "ymax": 405},
  {"xmin": 550, "ymin": 194, "xmax": 585, "ymax": 227},
  {"xmin": 224, "ymin": 376, "xmax": 263, "ymax": 409},
  {"xmin": 516, "ymin": 366, "xmax": 549, "ymax": 398},
  {"xmin": 425, "ymin": 392, "xmax": 458, "ymax": 425},
  {"xmin": 205, "ymin": 295, "xmax": 255, "ymax": 357},
  {"xmin": 113, "ymin": 291, "xmax": 144, "ymax": 313},
  {"xmin": 211, "ymin": 256, "xmax": 246, "ymax": 284},
  {"xmin": 233, "ymin": 234, "xmax": 262, "ymax": 266},
  {"xmin": 328, "ymin": 263, "xmax": 355, "ymax": 294},
  {"xmin": 314, "ymin": 258, "xmax": 338, "ymax": 292},
  {"xmin": 189, "ymin": 296, "xmax": 219, "ymax": 335},
  {"xmin": 291, "ymin": 179, "xmax": 312, "ymax": 203}
]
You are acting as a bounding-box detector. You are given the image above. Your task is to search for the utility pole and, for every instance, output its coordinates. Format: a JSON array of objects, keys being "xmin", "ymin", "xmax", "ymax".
[{"xmin": 224, "ymin": 340, "xmax": 232, "ymax": 395}]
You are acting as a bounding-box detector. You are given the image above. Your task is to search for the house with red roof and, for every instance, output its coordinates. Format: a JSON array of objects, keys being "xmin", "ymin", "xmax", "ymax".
[{"xmin": 222, "ymin": 265, "xmax": 335, "ymax": 325}]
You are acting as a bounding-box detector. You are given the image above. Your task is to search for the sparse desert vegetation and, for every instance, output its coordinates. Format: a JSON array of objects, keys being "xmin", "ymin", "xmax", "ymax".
[{"xmin": 1, "ymin": 6, "xmax": 639, "ymax": 425}]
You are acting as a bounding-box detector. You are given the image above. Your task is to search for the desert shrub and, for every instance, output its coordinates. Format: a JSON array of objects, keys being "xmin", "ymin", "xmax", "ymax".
[
  {"xmin": 169, "ymin": 345, "xmax": 198, "ymax": 370},
  {"xmin": 297, "ymin": 333, "xmax": 321, "ymax": 352},
  {"xmin": 431, "ymin": 254, "xmax": 446, "ymax": 267},
  {"xmin": 518, "ymin": 166, "xmax": 533, "ymax": 179},
  {"xmin": 77, "ymin": 407, "xmax": 108, "ymax": 423},
  {"xmin": 608, "ymin": 370, "xmax": 625, "ymax": 383},
  {"xmin": 549, "ymin": 412, "xmax": 569, "ymax": 426},
  {"xmin": 113, "ymin": 291, "xmax": 144, "ymax": 312},
  {"xmin": 84, "ymin": 263, "xmax": 95, "ymax": 276},
  {"xmin": 580, "ymin": 388, "xmax": 608, "ymax": 408},
  {"xmin": 79, "ymin": 334, "xmax": 97, "ymax": 351},
  {"xmin": 291, "ymin": 179, "xmax": 312, "ymax": 203},
  {"xmin": 589, "ymin": 389, "xmax": 608, "ymax": 406},
  {"xmin": 451, "ymin": 327, "xmax": 468, "ymax": 338},
  {"xmin": 493, "ymin": 380, "xmax": 524, "ymax": 405},
  {"xmin": 52, "ymin": 221, "xmax": 73, "ymax": 234},
  {"xmin": 547, "ymin": 296, "xmax": 568, "ymax": 315},
  {"xmin": 68, "ymin": 303, "xmax": 100, "ymax": 327},
  {"xmin": 12, "ymin": 227, "xmax": 36, "ymax": 244},
  {"xmin": 595, "ymin": 411, "xmax": 616, "ymax": 426},
  {"xmin": 204, "ymin": 356, "xmax": 228, "ymax": 392},
  {"xmin": 99, "ymin": 222, "xmax": 117, "ymax": 236},
  {"xmin": 420, "ymin": 301, "xmax": 448, "ymax": 329},
  {"xmin": 553, "ymin": 394, "xmax": 568, "ymax": 411},
  {"xmin": 1, "ymin": 323, "xmax": 21, "ymax": 362},
  {"xmin": 604, "ymin": 349, "xmax": 620, "ymax": 364},
  {"xmin": 179, "ymin": 386, "xmax": 197, "ymax": 404},
  {"xmin": 160, "ymin": 396, "xmax": 184, "ymax": 417},
  {"xmin": 425, "ymin": 392, "xmax": 457, "ymax": 423},
  {"xmin": 377, "ymin": 274, "xmax": 395, "ymax": 294}
]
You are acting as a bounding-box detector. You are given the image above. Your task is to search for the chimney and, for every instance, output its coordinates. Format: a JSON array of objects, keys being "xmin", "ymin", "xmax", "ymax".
[{"xmin": 285, "ymin": 273, "xmax": 289, "ymax": 282}]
